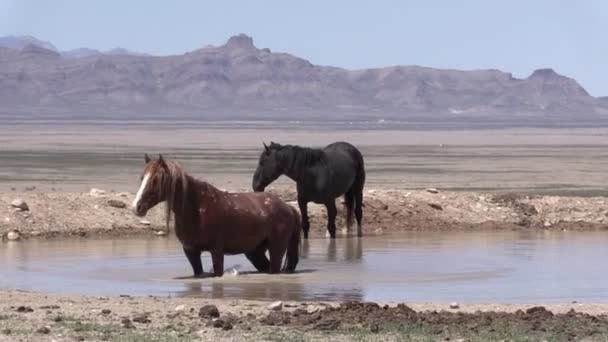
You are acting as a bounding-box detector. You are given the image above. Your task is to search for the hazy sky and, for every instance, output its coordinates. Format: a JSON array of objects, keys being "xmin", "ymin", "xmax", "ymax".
[{"xmin": 1, "ymin": 0, "xmax": 606, "ymax": 96}]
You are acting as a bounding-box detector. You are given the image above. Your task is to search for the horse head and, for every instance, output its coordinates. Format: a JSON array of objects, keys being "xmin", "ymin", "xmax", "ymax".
[
  {"xmin": 252, "ymin": 142, "xmax": 285, "ymax": 192},
  {"xmin": 133, "ymin": 153, "xmax": 186, "ymax": 217}
]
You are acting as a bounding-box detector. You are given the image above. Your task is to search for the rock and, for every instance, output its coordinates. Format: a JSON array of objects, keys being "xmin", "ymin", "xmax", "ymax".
[
  {"xmin": 268, "ymin": 301, "xmax": 283, "ymax": 311},
  {"xmin": 426, "ymin": 188, "xmax": 440, "ymax": 194},
  {"xmin": 16, "ymin": 306, "xmax": 33, "ymax": 313},
  {"xmin": 139, "ymin": 220, "xmax": 151, "ymax": 226},
  {"xmin": 101, "ymin": 309, "xmax": 111, "ymax": 315},
  {"xmin": 313, "ymin": 319, "xmax": 340, "ymax": 331},
  {"xmin": 6, "ymin": 230, "xmax": 20, "ymax": 241},
  {"xmin": 36, "ymin": 326, "xmax": 50, "ymax": 334},
  {"xmin": 107, "ymin": 199, "xmax": 126, "ymax": 209},
  {"xmin": 370, "ymin": 323, "xmax": 380, "ymax": 333},
  {"xmin": 260, "ymin": 312, "xmax": 291, "ymax": 326},
  {"xmin": 428, "ymin": 203, "xmax": 443, "ymax": 210},
  {"xmin": 75, "ymin": 336, "xmax": 85, "ymax": 341},
  {"xmin": 120, "ymin": 318, "xmax": 134, "ymax": 329},
  {"xmin": 199, "ymin": 305, "xmax": 220, "ymax": 318},
  {"xmin": 132, "ymin": 314, "xmax": 151, "ymax": 324},
  {"xmin": 210, "ymin": 319, "xmax": 223, "ymax": 329},
  {"xmin": 90, "ymin": 188, "xmax": 106, "ymax": 197},
  {"xmin": 40, "ymin": 305, "xmax": 60, "ymax": 310},
  {"xmin": 1, "ymin": 328, "xmax": 10, "ymax": 335},
  {"xmin": 307, "ymin": 305, "xmax": 323, "ymax": 313},
  {"xmin": 117, "ymin": 192, "xmax": 130, "ymax": 197},
  {"xmin": 174, "ymin": 305, "xmax": 186, "ymax": 312},
  {"xmin": 526, "ymin": 306, "xmax": 553, "ymax": 318},
  {"xmin": 11, "ymin": 199, "xmax": 29, "ymax": 211},
  {"xmin": 449, "ymin": 302, "xmax": 460, "ymax": 309},
  {"xmin": 155, "ymin": 230, "xmax": 167, "ymax": 236}
]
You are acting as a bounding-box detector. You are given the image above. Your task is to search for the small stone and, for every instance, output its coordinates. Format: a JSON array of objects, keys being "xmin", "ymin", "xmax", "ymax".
[
  {"xmin": 53, "ymin": 316, "xmax": 63, "ymax": 322},
  {"xmin": 75, "ymin": 336, "xmax": 85, "ymax": 341},
  {"xmin": 268, "ymin": 301, "xmax": 283, "ymax": 311},
  {"xmin": 174, "ymin": 305, "xmax": 186, "ymax": 312},
  {"xmin": 450, "ymin": 302, "xmax": 460, "ymax": 309},
  {"xmin": 121, "ymin": 318, "xmax": 134, "ymax": 329},
  {"xmin": 101, "ymin": 309, "xmax": 111, "ymax": 315},
  {"xmin": 139, "ymin": 220, "xmax": 151, "ymax": 226},
  {"xmin": 90, "ymin": 188, "xmax": 107, "ymax": 197},
  {"xmin": 1, "ymin": 328, "xmax": 10, "ymax": 335},
  {"xmin": 199, "ymin": 305, "xmax": 220, "ymax": 318},
  {"xmin": 107, "ymin": 199, "xmax": 127, "ymax": 209},
  {"xmin": 426, "ymin": 188, "xmax": 440, "ymax": 194},
  {"xmin": 155, "ymin": 230, "xmax": 167, "ymax": 236},
  {"xmin": 11, "ymin": 199, "xmax": 29, "ymax": 211},
  {"xmin": 6, "ymin": 230, "xmax": 20, "ymax": 241},
  {"xmin": 132, "ymin": 314, "xmax": 150, "ymax": 324},
  {"xmin": 36, "ymin": 326, "xmax": 50, "ymax": 334},
  {"xmin": 40, "ymin": 305, "xmax": 60, "ymax": 309},
  {"xmin": 16, "ymin": 306, "xmax": 33, "ymax": 313},
  {"xmin": 222, "ymin": 321, "xmax": 233, "ymax": 330},
  {"xmin": 117, "ymin": 192, "xmax": 130, "ymax": 197},
  {"xmin": 370, "ymin": 323, "xmax": 380, "ymax": 333},
  {"xmin": 428, "ymin": 203, "xmax": 443, "ymax": 210}
]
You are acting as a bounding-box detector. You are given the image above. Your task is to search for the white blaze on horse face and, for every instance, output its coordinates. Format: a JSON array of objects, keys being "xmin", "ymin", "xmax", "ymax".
[{"xmin": 133, "ymin": 172, "xmax": 151, "ymax": 208}]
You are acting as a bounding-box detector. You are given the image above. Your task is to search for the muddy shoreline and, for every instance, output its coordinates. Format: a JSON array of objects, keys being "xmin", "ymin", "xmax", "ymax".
[
  {"xmin": 1, "ymin": 188, "xmax": 607, "ymax": 241},
  {"xmin": 1, "ymin": 290, "xmax": 607, "ymax": 341}
]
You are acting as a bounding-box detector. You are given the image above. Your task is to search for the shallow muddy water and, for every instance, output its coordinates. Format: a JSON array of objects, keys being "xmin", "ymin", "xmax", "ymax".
[{"xmin": 1, "ymin": 231, "xmax": 608, "ymax": 303}]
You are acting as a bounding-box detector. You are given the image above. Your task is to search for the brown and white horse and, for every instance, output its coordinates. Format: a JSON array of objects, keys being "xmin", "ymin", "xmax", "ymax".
[{"xmin": 132, "ymin": 154, "xmax": 301, "ymax": 277}]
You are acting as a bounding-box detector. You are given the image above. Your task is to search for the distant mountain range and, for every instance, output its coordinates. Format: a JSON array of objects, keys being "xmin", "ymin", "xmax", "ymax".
[
  {"xmin": 1, "ymin": 34, "xmax": 607, "ymax": 125},
  {"xmin": 0, "ymin": 35, "xmax": 147, "ymax": 58}
]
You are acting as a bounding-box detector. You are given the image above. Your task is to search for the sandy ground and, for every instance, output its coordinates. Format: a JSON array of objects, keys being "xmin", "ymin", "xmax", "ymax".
[
  {"xmin": 1, "ymin": 290, "xmax": 608, "ymax": 341},
  {"xmin": 2, "ymin": 125, "xmax": 608, "ymax": 340},
  {"xmin": 1, "ymin": 187, "xmax": 607, "ymax": 240}
]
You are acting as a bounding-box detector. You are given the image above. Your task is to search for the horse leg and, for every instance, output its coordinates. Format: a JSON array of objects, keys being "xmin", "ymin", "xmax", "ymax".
[
  {"xmin": 343, "ymin": 188, "xmax": 356, "ymax": 235},
  {"xmin": 268, "ymin": 242, "xmax": 286, "ymax": 274},
  {"xmin": 325, "ymin": 200, "xmax": 337, "ymax": 239},
  {"xmin": 355, "ymin": 187, "xmax": 364, "ymax": 237},
  {"xmin": 298, "ymin": 198, "xmax": 310, "ymax": 239},
  {"xmin": 183, "ymin": 248, "xmax": 203, "ymax": 277},
  {"xmin": 245, "ymin": 242, "xmax": 270, "ymax": 273},
  {"xmin": 210, "ymin": 250, "xmax": 224, "ymax": 277}
]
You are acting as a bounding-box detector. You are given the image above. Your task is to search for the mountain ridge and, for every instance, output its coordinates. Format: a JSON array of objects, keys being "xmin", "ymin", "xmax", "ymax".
[{"xmin": 0, "ymin": 34, "xmax": 606, "ymax": 124}]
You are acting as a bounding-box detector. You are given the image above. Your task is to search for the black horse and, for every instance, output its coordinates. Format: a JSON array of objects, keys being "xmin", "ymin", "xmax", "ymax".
[{"xmin": 252, "ymin": 141, "xmax": 365, "ymax": 239}]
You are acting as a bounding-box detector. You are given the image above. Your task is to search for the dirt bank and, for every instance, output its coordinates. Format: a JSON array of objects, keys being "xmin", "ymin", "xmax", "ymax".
[
  {"xmin": 1, "ymin": 291, "xmax": 607, "ymax": 341},
  {"xmin": 1, "ymin": 188, "xmax": 607, "ymax": 240}
]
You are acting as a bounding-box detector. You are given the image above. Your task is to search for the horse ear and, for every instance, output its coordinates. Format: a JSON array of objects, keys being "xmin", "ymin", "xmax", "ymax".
[
  {"xmin": 263, "ymin": 142, "xmax": 269, "ymax": 154},
  {"xmin": 144, "ymin": 153, "xmax": 151, "ymax": 163},
  {"xmin": 158, "ymin": 154, "xmax": 165, "ymax": 165}
]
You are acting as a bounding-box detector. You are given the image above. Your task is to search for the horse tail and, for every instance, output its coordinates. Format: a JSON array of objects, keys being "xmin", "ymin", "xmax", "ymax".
[
  {"xmin": 345, "ymin": 147, "xmax": 366, "ymax": 230},
  {"xmin": 283, "ymin": 206, "xmax": 301, "ymax": 273},
  {"xmin": 344, "ymin": 188, "xmax": 356, "ymax": 229}
]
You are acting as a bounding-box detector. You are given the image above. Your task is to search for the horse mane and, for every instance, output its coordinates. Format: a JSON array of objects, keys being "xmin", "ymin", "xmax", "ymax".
[
  {"xmin": 149, "ymin": 159, "xmax": 190, "ymax": 231},
  {"xmin": 272, "ymin": 144, "xmax": 324, "ymax": 170}
]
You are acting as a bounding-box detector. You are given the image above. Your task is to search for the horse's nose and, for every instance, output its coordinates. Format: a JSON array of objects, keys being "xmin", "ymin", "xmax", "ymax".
[{"xmin": 134, "ymin": 202, "xmax": 144, "ymax": 216}]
